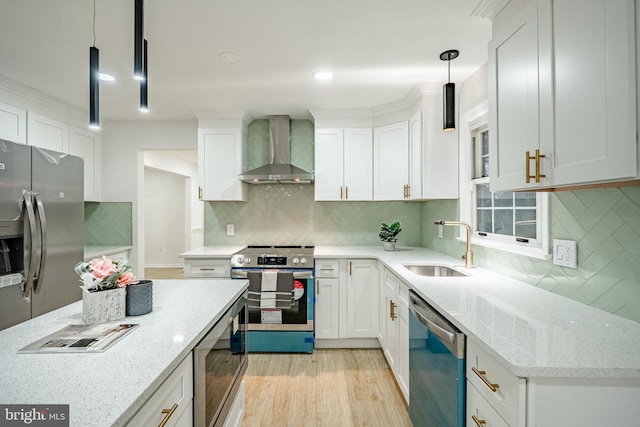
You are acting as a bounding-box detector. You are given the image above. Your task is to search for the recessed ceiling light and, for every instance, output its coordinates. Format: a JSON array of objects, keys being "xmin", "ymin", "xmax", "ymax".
[
  {"xmin": 98, "ymin": 73, "xmax": 115, "ymax": 82},
  {"xmin": 313, "ymin": 71, "xmax": 334, "ymax": 80},
  {"xmin": 220, "ymin": 52, "xmax": 240, "ymax": 63}
]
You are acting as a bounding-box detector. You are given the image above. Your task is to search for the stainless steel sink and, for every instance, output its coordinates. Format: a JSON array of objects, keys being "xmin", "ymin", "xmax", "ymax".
[{"xmin": 402, "ymin": 264, "xmax": 468, "ymax": 277}]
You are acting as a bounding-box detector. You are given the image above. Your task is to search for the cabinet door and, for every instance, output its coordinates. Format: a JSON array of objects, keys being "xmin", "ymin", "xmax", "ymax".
[
  {"xmin": 315, "ymin": 278, "xmax": 340, "ymax": 339},
  {"xmin": 198, "ymin": 128, "xmax": 246, "ymax": 201},
  {"xmin": 346, "ymin": 259, "xmax": 378, "ymax": 338},
  {"xmin": 489, "ymin": 0, "xmax": 541, "ymax": 192},
  {"xmin": 68, "ymin": 126, "xmax": 102, "ymax": 201},
  {"xmin": 408, "ymin": 110, "xmax": 423, "ymax": 200},
  {"xmin": 0, "ymin": 102, "xmax": 27, "ymax": 144},
  {"xmin": 314, "ymin": 128, "xmax": 344, "ymax": 201},
  {"xmin": 27, "ymin": 112, "xmax": 68, "ymax": 153},
  {"xmin": 538, "ymin": 0, "xmax": 637, "ymax": 186},
  {"xmin": 397, "ymin": 295, "xmax": 409, "ymax": 402},
  {"xmin": 373, "ymin": 121, "xmax": 409, "ymax": 200},
  {"xmin": 382, "ymin": 271, "xmax": 399, "ymax": 372},
  {"xmin": 343, "ymin": 128, "xmax": 373, "ymax": 201}
]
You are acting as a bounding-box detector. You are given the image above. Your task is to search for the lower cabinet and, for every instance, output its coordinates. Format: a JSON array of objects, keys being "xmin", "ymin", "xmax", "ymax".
[
  {"xmin": 379, "ymin": 267, "xmax": 409, "ymax": 403},
  {"xmin": 222, "ymin": 381, "xmax": 245, "ymax": 427},
  {"xmin": 127, "ymin": 353, "xmax": 193, "ymax": 427},
  {"xmin": 314, "ymin": 258, "xmax": 379, "ymax": 345},
  {"xmin": 183, "ymin": 257, "xmax": 231, "ymax": 278}
]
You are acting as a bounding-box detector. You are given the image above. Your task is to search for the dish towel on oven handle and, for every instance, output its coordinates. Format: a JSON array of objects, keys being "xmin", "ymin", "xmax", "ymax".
[{"xmin": 246, "ymin": 271, "xmax": 294, "ymax": 309}]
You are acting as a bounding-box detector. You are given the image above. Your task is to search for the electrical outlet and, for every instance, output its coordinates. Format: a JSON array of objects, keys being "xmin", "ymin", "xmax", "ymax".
[
  {"xmin": 226, "ymin": 224, "xmax": 235, "ymax": 236},
  {"xmin": 553, "ymin": 239, "xmax": 577, "ymax": 268}
]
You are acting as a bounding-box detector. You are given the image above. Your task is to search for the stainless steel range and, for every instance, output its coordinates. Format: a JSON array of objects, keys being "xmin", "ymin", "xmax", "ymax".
[{"xmin": 230, "ymin": 245, "xmax": 314, "ymax": 353}]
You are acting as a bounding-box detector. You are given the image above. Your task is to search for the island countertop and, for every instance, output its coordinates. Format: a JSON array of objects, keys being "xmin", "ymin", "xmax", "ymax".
[{"xmin": 0, "ymin": 279, "xmax": 248, "ymax": 427}]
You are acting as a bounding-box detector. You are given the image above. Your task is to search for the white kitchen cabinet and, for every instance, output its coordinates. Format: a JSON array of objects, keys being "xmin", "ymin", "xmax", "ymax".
[
  {"xmin": 315, "ymin": 260, "xmax": 340, "ymax": 340},
  {"xmin": 183, "ymin": 257, "xmax": 230, "ymax": 278},
  {"xmin": 0, "ymin": 102, "xmax": 27, "ymax": 144},
  {"xmin": 345, "ymin": 259, "xmax": 378, "ymax": 338},
  {"xmin": 222, "ymin": 381, "xmax": 245, "ymax": 427},
  {"xmin": 379, "ymin": 267, "xmax": 409, "ymax": 402},
  {"xmin": 27, "ymin": 112, "xmax": 68, "ymax": 153},
  {"xmin": 127, "ymin": 353, "xmax": 193, "ymax": 427},
  {"xmin": 373, "ymin": 121, "xmax": 409, "ymax": 200},
  {"xmin": 489, "ymin": 0, "xmax": 638, "ymax": 192},
  {"xmin": 68, "ymin": 125, "xmax": 102, "ymax": 201},
  {"xmin": 314, "ymin": 128, "xmax": 373, "ymax": 201},
  {"xmin": 198, "ymin": 127, "xmax": 247, "ymax": 201}
]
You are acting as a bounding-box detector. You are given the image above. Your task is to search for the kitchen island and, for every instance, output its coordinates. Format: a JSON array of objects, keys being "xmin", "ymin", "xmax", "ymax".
[{"xmin": 0, "ymin": 279, "xmax": 247, "ymax": 427}]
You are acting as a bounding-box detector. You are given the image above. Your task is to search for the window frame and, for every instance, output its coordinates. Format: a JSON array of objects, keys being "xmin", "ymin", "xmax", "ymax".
[{"xmin": 459, "ymin": 102, "xmax": 551, "ymax": 260}]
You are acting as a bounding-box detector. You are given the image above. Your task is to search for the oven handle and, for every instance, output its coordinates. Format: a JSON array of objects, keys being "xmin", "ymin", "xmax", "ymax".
[{"xmin": 231, "ymin": 269, "xmax": 313, "ymax": 279}]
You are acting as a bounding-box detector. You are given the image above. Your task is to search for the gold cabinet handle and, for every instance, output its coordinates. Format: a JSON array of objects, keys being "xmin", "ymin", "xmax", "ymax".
[
  {"xmin": 198, "ymin": 186, "xmax": 203, "ymax": 200},
  {"xmin": 340, "ymin": 186, "xmax": 343, "ymax": 200},
  {"xmin": 158, "ymin": 403, "xmax": 178, "ymax": 427},
  {"xmin": 390, "ymin": 300, "xmax": 397, "ymax": 320},
  {"xmin": 471, "ymin": 415, "xmax": 486, "ymax": 427},
  {"xmin": 406, "ymin": 184, "xmax": 410, "ymax": 199},
  {"xmin": 472, "ymin": 367, "xmax": 500, "ymax": 392},
  {"xmin": 349, "ymin": 261, "xmax": 352, "ymax": 276},
  {"xmin": 526, "ymin": 149, "xmax": 546, "ymax": 183},
  {"xmin": 345, "ymin": 186, "xmax": 349, "ymax": 200},
  {"xmin": 199, "ymin": 268, "xmax": 216, "ymax": 271},
  {"xmin": 316, "ymin": 279, "xmax": 320, "ymax": 295}
]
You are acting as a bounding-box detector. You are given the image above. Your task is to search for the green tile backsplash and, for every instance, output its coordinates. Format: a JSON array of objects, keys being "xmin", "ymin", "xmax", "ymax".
[
  {"xmin": 84, "ymin": 202, "xmax": 133, "ymax": 246},
  {"xmin": 422, "ymin": 187, "xmax": 640, "ymax": 323}
]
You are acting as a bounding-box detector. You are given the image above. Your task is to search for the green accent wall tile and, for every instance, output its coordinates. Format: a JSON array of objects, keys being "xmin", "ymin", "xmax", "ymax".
[
  {"xmin": 247, "ymin": 119, "xmax": 269, "ymax": 170},
  {"xmin": 84, "ymin": 202, "xmax": 132, "ymax": 246}
]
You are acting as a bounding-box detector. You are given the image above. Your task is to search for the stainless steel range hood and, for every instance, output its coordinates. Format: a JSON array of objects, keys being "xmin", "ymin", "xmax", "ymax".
[{"xmin": 238, "ymin": 115, "xmax": 314, "ymax": 184}]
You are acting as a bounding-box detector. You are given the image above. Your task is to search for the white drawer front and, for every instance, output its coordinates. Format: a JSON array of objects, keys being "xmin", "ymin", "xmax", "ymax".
[
  {"xmin": 467, "ymin": 340, "xmax": 525, "ymax": 426},
  {"xmin": 127, "ymin": 354, "xmax": 193, "ymax": 426},
  {"xmin": 314, "ymin": 259, "xmax": 339, "ymax": 278},
  {"xmin": 467, "ymin": 381, "xmax": 510, "ymax": 427},
  {"xmin": 184, "ymin": 259, "xmax": 230, "ymax": 278}
]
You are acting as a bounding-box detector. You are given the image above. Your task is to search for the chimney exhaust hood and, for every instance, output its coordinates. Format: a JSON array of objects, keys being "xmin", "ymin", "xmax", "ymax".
[{"xmin": 238, "ymin": 115, "xmax": 314, "ymax": 184}]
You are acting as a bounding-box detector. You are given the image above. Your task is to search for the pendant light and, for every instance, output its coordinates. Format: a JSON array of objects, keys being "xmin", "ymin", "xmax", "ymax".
[
  {"xmin": 89, "ymin": 0, "xmax": 100, "ymax": 129},
  {"xmin": 134, "ymin": 0, "xmax": 144, "ymax": 80},
  {"xmin": 440, "ymin": 49, "xmax": 459, "ymax": 132},
  {"xmin": 140, "ymin": 39, "xmax": 149, "ymax": 112}
]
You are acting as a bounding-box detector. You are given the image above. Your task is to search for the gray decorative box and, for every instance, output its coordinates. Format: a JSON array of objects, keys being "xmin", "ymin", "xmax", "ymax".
[
  {"xmin": 126, "ymin": 280, "xmax": 153, "ymax": 316},
  {"xmin": 82, "ymin": 287, "xmax": 126, "ymax": 325}
]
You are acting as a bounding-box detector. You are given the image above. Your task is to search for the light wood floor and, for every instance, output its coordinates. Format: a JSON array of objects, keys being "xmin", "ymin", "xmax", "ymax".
[
  {"xmin": 144, "ymin": 267, "xmax": 184, "ymax": 280},
  {"xmin": 242, "ymin": 349, "xmax": 412, "ymax": 427}
]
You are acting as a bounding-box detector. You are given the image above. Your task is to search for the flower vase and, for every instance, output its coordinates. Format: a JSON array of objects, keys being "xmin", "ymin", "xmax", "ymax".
[
  {"xmin": 126, "ymin": 280, "xmax": 153, "ymax": 316},
  {"xmin": 82, "ymin": 287, "xmax": 126, "ymax": 325},
  {"xmin": 383, "ymin": 241, "xmax": 396, "ymax": 251}
]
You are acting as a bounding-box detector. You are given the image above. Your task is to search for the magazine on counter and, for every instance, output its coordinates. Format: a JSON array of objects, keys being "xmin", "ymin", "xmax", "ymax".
[{"xmin": 18, "ymin": 323, "xmax": 139, "ymax": 353}]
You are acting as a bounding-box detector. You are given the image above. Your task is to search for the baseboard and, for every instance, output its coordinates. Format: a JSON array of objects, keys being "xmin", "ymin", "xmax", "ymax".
[{"xmin": 315, "ymin": 338, "xmax": 381, "ymax": 349}]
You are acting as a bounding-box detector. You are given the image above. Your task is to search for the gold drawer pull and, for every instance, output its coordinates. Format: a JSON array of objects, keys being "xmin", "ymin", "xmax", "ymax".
[
  {"xmin": 158, "ymin": 403, "xmax": 178, "ymax": 427},
  {"xmin": 472, "ymin": 415, "xmax": 486, "ymax": 426},
  {"xmin": 472, "ymin": 367, "xmax": 500, "ymax": 392},
  {"xmin": 390, "ymin": 300, "xmax": 397, "ymax": 320},
  {"xmin": 199, "ymin": 268, "xmax": 216, "ymax": 271}
]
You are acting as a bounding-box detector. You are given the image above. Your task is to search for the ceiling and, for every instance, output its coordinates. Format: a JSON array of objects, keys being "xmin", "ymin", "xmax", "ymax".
[{"xmin": 0, "ymin": 0, "xmax": 492, "ymax": 122}]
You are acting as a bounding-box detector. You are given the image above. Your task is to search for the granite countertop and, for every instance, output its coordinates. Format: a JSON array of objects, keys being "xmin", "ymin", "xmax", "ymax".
[
  {"xmin": 84, "ymin": 246, "xmax": 134, "ymax": 260},
  {"xmin": 315, "ymin": 245, "xmax": 640, "ymax": 380},
  {"xmin": 0, "ymin": 279, "xmax": 248, "ymax": 427},
  {"xmin": 179, "ymin": 246, "xmax": 245, "ymax": 258}
]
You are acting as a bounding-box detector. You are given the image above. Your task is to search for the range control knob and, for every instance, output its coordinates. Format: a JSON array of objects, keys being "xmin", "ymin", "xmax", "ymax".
[
  {"xmin": 300, "ymin": 257, "xmax": 307, "ymax": 264},
  {"xmin": 245, "ymin": 257, "xmax": 251, "ymax": 264},
  {"xmin": 292, "ymin": 257, "xmax": 300, "ymax": 264},
  {"xmin": 236, "ymin": 256, "xmax": 245, "ymax": 265}
]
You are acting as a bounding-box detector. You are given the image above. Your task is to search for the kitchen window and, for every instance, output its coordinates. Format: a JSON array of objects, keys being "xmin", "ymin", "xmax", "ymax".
[{"xmin": 459, "ymin": 104, "xmax": 550, "ymax": 259}]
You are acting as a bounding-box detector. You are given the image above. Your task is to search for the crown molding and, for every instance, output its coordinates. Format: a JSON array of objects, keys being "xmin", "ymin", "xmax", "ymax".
[{"xmin": 471, "ymin": 0, "xmax": 510, "ymax": 19}]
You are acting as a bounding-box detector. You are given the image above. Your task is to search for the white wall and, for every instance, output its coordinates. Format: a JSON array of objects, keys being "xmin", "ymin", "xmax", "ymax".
[
  {"xmin": 102, "ymin": 119, "xmax": 197, "ymax": 274},
  {"xmin": 144, "ymin": 167, "xmax": 186, "ymax": 266},
  {"xmin": 459, "ymin": 62, "xmax": 488, "ymax": 113}
]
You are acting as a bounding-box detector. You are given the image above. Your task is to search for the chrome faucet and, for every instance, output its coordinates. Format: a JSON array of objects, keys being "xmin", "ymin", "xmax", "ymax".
[{"xmin": 434, "ymin": 220, "xmax": 474, "ymax": 268}]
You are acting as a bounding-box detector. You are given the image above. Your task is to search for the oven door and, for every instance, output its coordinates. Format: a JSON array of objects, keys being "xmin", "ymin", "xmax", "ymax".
[
  {"xmin": 231, "ymin": 269, "xmax": 314, "ymax": 332},
  {"xmin": 194, "ymin": 292, "xmax": 247, "ymax": 427}
]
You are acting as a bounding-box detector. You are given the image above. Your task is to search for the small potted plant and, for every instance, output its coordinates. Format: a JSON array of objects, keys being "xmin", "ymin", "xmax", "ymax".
[{"xmin": 379, "ymin": 221, "xmax": 402, "ymax": 251}]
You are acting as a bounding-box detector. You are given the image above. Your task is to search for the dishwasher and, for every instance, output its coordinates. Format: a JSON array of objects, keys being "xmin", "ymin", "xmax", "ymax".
[{"xmin": 409, "ymin": 290, "xmax": 465, "ymax": 427}]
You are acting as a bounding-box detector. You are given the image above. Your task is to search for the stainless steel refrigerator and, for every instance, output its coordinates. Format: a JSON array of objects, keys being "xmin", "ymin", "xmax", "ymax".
[{"xmin": 0, "ymin": 139, "xmax": 84, "ymax": 331}]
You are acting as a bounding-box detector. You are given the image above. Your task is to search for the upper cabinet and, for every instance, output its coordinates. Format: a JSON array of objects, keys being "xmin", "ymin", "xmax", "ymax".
[
  {"xmin": 198, "ymin": 127, "xmax": 247, "ymax": 201},
  {"xmin": 489, "ymin": 0, "xmax": 638, "ymax": 192},
  {"xmin": 68, "ymin": 126, "xmax": 102, "ymax": 201},
  {"xmin": 0, "ymin": 102, "xmax": 27, "ymax": 144},
  {"xmin": 27, "ymin": 112, "xmax": 68, "ymax": 152},
  {"xmin": 315, "ymin": 128, "xmax": 373, "ymax": 201},
  {"xmin": 373, "ymin": 121, "xmax": 409, "ymax": 200}
]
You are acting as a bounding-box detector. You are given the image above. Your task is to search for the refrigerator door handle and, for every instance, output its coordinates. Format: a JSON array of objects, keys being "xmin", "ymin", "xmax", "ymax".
[
  {"xmin": 22, "ymin": 192, "xmax": 38, "ymax": 299},
  {"xmin": 32, "ymin": 193, "xmax": 47, "ymax": 295}
]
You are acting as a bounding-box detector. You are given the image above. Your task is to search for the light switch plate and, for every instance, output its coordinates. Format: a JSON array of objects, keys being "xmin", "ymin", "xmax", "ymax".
[
  {"xmin": 226, "ymin": 224, "xmax": 235, "ymax": 236},
  {"xmin": 553, "ymin": 239, "xmax": 577, "ymax": 268}
]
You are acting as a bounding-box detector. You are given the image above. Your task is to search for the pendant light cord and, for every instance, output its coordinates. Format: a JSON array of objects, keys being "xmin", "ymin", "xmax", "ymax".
[{"xmin": 92, "ymin": 0, "xmax": 96, "ymax": 46}]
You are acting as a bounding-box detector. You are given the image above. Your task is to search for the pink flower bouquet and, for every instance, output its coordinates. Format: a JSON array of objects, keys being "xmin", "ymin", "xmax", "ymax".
[{"xmin": 74, "ymin": 256, "xmax": 137, "ymax": 292}]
